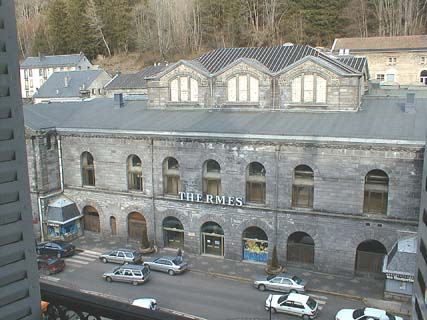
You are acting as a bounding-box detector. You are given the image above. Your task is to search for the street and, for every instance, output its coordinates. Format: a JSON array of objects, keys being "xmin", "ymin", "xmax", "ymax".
[{"xmin": 40, "ymin": 249, "xmax": 368, "ymax": 320}]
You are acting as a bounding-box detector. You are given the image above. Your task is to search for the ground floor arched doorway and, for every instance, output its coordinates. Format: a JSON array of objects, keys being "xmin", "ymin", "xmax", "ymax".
[
  {"xmin": 287, "ymin": 231, "xmax": 314, "ymax": 264},
  {"xmin": 201, "ymin": 221, "xmax": 224, "ymax": 256},
  {"xmin": 242, "ymin": 226, "xmax": 268, "ymax": 262},
  {"xmin": 355, "ymin": 240, "xmax": 387, "ymax": 274},
  {"xmin": 128, "ymin": 212, "xmax": 146, "ymax": 241},
  {"xmin": 83, "ymin": 206, "xmax": 100, "ymax": 232},
  {"xmin": 163, "ymin": 216, "xmax": 184, "ymax": 249}
]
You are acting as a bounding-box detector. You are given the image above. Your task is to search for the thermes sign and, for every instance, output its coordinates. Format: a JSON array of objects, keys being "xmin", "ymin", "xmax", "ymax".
[{"xmin": 179, "ymin": 192, "xmax": 244, "ymax": 207}]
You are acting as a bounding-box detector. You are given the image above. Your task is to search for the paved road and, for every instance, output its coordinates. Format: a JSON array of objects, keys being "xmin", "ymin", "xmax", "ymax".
[{"xmin": 42, "ymin": 249, "xmax": 366, "ymax": 320}]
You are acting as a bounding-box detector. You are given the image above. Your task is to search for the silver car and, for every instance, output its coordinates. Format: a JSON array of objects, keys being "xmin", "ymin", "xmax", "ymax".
[
  {"xmin": 99, "ymin": 248, "xmax": 142, "ymax": 264},
  {"xmin": 254, "ymin": 273, "xmax": 306, "ymax": 293},
  {"xmin": 143, "ymin": 256, "xmax": 188, "ymax": 275},
  {"xmin": 103, "ymin": 264, "xmax": 150, "ymax": 285}
]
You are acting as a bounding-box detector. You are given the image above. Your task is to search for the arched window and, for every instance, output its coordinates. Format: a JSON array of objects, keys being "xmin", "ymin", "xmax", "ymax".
[
  {"xmin": 227, "ymin": 74, "xmax": 259, "ymax": 102},
  {"xmin": 163, "ymin": 217, "xmax": 184, "ymax": 249},
  {"xmin": 163, "ymin": 157, "xmax": 180, "ymax": 195},
  {"xmin": 127, "ymin": 155, "xmax": 143, "ymax": 191},
  {"xmin": 292, "ymin": 165, "xmax": 314, "ymax": 208},
  {"xmin": 81, "ymin": 152, "xmax": 95, "ymax": 186},
  {"xmin": 128, "ymin": 212, "xmax": 146, "ymax": 241},
  {"xmin": 242, "ymin": 227, "xmax": 268, "ymax": 262},
  {"xmin": 170, "ymin": 76, "xmax": 198, "ymax": 102},
  {"xmin": 363, "ymin": 169, "xmax": 389, "ymax": 214},
  {"xmin": 203, "ymin": 160, "xmax": 221, "ymax": 196},
  {"xmin": 291, "ymin": 74, "xmax": 327, "ymax": 104},
  {"xmin": 83, "ymin": 206, "xmax": 100, "ymax": 232},
  {"xmin": 246, "ymin": 162, "xmax": 266, "ymax": 204},
  {"xmin": 421, "ymin": 70, "xmax": 427, "ymax": 85},
  {"xmin": 287, "ymin": 232, "xmax": 314, "ymax": 265}
]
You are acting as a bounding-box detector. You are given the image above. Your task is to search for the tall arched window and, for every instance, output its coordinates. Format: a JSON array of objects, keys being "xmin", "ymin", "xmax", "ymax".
[
  {"xmin": 163, "ymin": 157, "xmax": 180, "ymax": 195},
  {"xmin": 291, "ymin": 74, "xmax": 327, "ymax": 104},
  {"xmin": 292, "ymin": 165, "xmax": 314, "ymax": 208},
  {"xmin": 81, "ymin": 152, "xmax": 95, "ymax": 186},
  {"xmin": 246, "ymin": 162, "xmax": 266, "ymax": 204},
  {"xmin": 227, "ymin": 74, "xmax": 259, "ymax": 102},
  {"xmin": 203, "ymin": 160, "xmax": 221, "ymax": 196},
  {"xmin": 421, "ymin": 70, "xmax": 427, "ymax": 85},
  {"xmin": 127, "ymin": 155, "xmax": 143, "ymax": 191},
  {"xmin": 170, "ymin": 76, "xmax": 198, "ymax": 102},
  {"xmin": 363, "ymin": 169, "xmax": 389, "ymax": 214}
]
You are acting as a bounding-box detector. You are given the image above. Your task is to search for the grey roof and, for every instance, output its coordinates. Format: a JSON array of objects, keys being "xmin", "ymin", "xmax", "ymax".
[
  {"xmin": 34, "ymin": 70, "xmax": 109, "ymax": 98},
  {"xmin": 195, "ymin": 45, "xmax": 360, "ymax": 74},
  {"xmin": 336, "ymin": 56, "xmax": 367, "ymax": 72},
  {"xmin": 105, "ymin": 65, "xmax": 168, "ymax": 90},
  {"xmin": 21, "ymin": 53, "xmax": 84, "ymax": 68},
  {"xmin": 23, "ymin": 96, "xmax": 427, "ymax": 144},
  {"xmin": 47, "ymin": 196, "xmax": 81, "ymax": 224}
]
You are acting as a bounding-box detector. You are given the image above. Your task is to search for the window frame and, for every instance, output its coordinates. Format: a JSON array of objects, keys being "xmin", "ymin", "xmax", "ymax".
[
  {"xmin": 127, "ymin": 154, "xmax": 143, "ymax": 192},
  {"xmin": 246, "ymin": 162, "xmax": 266, "ymax": 204},
  {"xmin": 227, "ymin": 73, "xmax": 259, "ymax": 103},
  {"xmin": 203, "ymin": 160, "xmax": 221, "ymax": 196},
  {"xmin": 163, "ymin": 157, "xmax": 180, "ymax": 195},
  {"xmin": 292, "ymin": 165, "xmax": 314, "ymax": 209},
  {"xmin": 291, "ymin": 73, "xmax": 327, "ymax": 105},
  {"xmin": 169, "ymin": 75, "xmax": 198, "ymax": 103},
  {"xmin": 363, "ymin": 169, "xmax": 389, "ymax": 215},
  {"xmin": 81, "ymin": 151, "xmax": 96, "ymax": 187}
]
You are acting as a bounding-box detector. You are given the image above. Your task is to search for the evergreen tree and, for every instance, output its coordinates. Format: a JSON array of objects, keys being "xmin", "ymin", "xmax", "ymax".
[
  {"xmin": 46, "ymin": 0, "xmax": 70, "ymax": 54},
  {"xmin": 66, "ymin": 0, "xmax": 99, "ymax": 58}
]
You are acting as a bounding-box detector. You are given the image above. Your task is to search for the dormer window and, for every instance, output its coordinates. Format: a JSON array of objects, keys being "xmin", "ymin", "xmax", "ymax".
[
  {"xmin": 291, "ymin": 74, "xmax": 326, "ymax": 104},
  {"xmin": 170, "ymin": 76, "xmax": 198, "ymax": 102},
  {"xmin": 339, "ymin": 48, "xmax": 349, "ymax": 55},
  {"xmin": 227, "ymin": 74, "xmax": 259, "ymax": 102}
]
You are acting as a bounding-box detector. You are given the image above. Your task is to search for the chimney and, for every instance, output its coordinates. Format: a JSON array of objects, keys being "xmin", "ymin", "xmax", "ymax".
[
  {"xmin": 64, "ymin": 76, "xmax": 69, "ymax": 88},
  {"xmin": 38, "ymin": 52, "xmax": 45, "ymax": 61},
  {"xmin": 404, "ymin": 92, "xmax": 415, "ymax": 113},
  {"xmin": 114, "ymin": 93, "xmax": 124, "ymax": 108}
]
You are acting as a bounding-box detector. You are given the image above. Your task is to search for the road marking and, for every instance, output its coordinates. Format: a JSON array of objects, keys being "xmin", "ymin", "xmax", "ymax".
[
  {"xmin": 66, "ymin": 258, "xmax": 89, "ymax": 265},
  {"xmin": 69, "ymin": 255, "xmax": 95, "ymax": 262},
  {"xmin": 40, "ymin": 275, "xmax": 60, "ymax": 282},
  {"xmin": 80, "ymin": 249, "xmax": 102, "ymax": 255}
]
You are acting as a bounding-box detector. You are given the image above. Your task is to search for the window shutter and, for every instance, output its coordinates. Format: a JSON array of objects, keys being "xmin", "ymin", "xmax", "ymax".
[
  {"xmin": 238, "ymin": 75, "xmax": 248, "ymax": 101},
  {"xmin": 316, "ymin": 76, "xmax": 326, "ymax": 103},
  {"xmin": 170, "ymin": 78, "xmax": 179, "ymax": 101},
  {"xmin": 190, "ymin": 78, "xmax": 198, "ymax": 102},
  {"xmin": 249, "ymin": 76, "xmax": 259, "ymax": 102},
  {"xmin": 228, "ymin": 76, "xmax": 237, "ymax": 102},
  {"xmin": 303, "ymin": 74, "xmax": 314, "ymax": 102},
  {"xmin": 180, "ymin": 76, "xmax": 189, "ymax": 101},
  {"xmin": 291, "ymin": 76, "xmax": 301, "ymax": 103}
]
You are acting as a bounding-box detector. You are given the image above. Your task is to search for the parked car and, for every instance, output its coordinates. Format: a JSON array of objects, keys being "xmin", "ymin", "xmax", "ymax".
[
  {"xmin": 37, "ymin": 255, "xmax": 65, "ymax": 275},
  {"xmin": 265, "ymin": 293, "xmax": 318, "ymax": 319},
  {"xmin": 103, "ymin": 264, "xmax": 151, "ymax": 285},
  {"xmin": 254, "ymin": 273, "xmax": 306, "ymax": 292},
  {"xmin": 99, "ymin": 249, "xmax": 143, "ymax": 264},
  {"xmin": 132, "ymin": 298, "xmax": 157, "ymax": 311},
  {"xmin": 335, "ymin": 308, "xmax": 403, "ymax": 320},
  {"xmin": 143, "ymin": 256, "xmax": 188, "ymax": 275},
  {"xmin": 36, "ymin": 240, "xmax": 75, "ymax": 258}
]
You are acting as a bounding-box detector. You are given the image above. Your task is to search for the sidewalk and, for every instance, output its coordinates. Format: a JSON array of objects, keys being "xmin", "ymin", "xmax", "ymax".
[{"xmin": 70, "ymin": 232, "xmax": 411, "ymax": 317}]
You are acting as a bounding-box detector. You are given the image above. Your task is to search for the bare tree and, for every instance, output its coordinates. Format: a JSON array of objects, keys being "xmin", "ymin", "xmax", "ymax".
[{"xmin": 85, "ymin": 0, "xmax": 111, "ymax": 56}]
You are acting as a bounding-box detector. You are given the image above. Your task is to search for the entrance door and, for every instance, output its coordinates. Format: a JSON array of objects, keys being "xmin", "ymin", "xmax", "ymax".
[
  {"xmin": 83, "ymin": 206, "xmax": 100, "ymax": 232},
  {"xmin": 203, "ymin": 234, "xmax": 223, "ymax": 256},
  {"xmin": 128, "ymin": 212, "xmax": 146, "ymax": 241},
  {"xmin": 165, "ymin": 230, "xmax": 184, "ymax": 248}
]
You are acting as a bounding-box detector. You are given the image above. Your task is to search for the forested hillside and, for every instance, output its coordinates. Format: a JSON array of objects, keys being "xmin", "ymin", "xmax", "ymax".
[{"xmin": 16, "ymin": 0, "xmax": 427, "ymax": 71}]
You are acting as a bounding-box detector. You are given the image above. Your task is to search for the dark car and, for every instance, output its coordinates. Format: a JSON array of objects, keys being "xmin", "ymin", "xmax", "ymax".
[
  {"xmin": 37, "ymin": 255, "xmax": 65, "ymax": 275},
  {"xmin": 36, "ymin": 240, "xmax": 75, "ymax": 258}
]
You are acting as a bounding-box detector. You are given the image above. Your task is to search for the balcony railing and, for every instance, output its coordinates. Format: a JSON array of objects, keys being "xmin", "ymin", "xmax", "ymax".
[{"xmin": 40, "ymin": 279, "xmax": 189, "ymax": 320}]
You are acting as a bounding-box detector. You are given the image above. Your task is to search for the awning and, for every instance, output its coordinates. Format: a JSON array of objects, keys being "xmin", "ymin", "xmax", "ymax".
[{"xmin": 46, "ymin": 195, "xmax": 81, "ymax": 225}]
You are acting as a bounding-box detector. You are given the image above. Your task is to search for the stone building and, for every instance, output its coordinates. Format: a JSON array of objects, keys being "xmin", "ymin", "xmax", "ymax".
[
  {"xmin": 331, "ymin": 35, "xmax": 427, "ymax": 85},
  {"xmin": 24, "ymin": 44, "xmax": 424, "ymax": 276}
]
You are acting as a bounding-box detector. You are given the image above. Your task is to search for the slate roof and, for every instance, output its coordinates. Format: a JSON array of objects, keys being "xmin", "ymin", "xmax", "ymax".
[
  {"xmin": 195, "ymin": 44, "xmax": 360, "ymax": 74},
  {"xmin": 336, "ymin": 56, "xmax": 367, "ymax": 73},
  {"xmin": 104, "ymin": 65, "xmax": 168, "ymax": 90},
  {"xmin": 332, "ymin": 35, "xmax": 427, "ymax": 52},
  {"xmin": 47, "ymin": 195, "xmax": 81, "ymax": 224},
  {"xmin": 23, "ymin": 96, "xmax": 427, "ymax": 144},
  {"xmin": 21, "ymin": 53, "xmax": 84, "ymax": 68},
  {"xmin": 34, "ymin": 70, "xmax": 109, "ymax": 98},
  {"xmin": 384, "ymin": 236, "xmax": 417, "ymax": 275}
]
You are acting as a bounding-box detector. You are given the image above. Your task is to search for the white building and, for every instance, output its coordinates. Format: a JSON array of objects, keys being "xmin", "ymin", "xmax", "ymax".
[{"xmin": 20, "ymin": 52, "xmax": 93, "ymax": 98}]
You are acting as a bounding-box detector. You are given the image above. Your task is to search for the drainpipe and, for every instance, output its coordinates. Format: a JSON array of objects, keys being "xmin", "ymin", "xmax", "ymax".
[
  {"xmin": 151, "ymin": 138, "xmax": 157, "ymax": 246},
  {"xmin": 210, "ymin": 77, "xmax": 214, "ymax": 108},
  {"xmin": 274, "ymin": 145, "xmax": 280, "ymax": 247},
  {"xmin": 31, "ymin": 135, "xmax": 43, "ymax": 241},
  {"xmin": 57, "ymin": 134, "xmax": 64, "ymax": 192},
  {"xmin": 272, "ymin": 77, "xmax": 276, "ymax": 110}
]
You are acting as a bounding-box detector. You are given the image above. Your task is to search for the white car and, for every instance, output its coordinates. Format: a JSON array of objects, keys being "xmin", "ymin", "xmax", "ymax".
[
  {"xmin": 132, "ymin": 298, "xmax": 157, "ymax": 311},
  {"xmin": 265, "ymin": 293, "xmax": 318, "ymax": 319},
  {"xmin": 335, "ymin": 307, "xmax": 403, "ymax": 320}
]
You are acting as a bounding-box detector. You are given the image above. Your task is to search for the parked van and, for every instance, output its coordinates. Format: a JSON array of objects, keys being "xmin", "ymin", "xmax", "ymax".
[{"xmin": 103, "ymin": 264, "xmax": 150, "ymax": 285}]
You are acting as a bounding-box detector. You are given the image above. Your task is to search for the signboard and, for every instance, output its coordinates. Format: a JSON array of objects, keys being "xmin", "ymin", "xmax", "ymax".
[
  {"xmin": 179, "ymin": 192, "xmax": 244, "ymax": 207},
  {"xmin": 385, "ymin": 273, "xmax": 414, "ymax": 283}
]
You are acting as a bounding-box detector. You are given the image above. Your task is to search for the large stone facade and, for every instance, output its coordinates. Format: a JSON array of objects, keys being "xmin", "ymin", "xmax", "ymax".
[{"xmin": 27, "ymin": 132, "xmax": 421, "ymax": 275}]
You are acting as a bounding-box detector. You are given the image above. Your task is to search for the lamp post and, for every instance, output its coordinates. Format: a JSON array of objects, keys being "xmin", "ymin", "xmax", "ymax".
[{"xmin": 268, "ymin": 294, "xmax": 273, "ymax": 320}]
